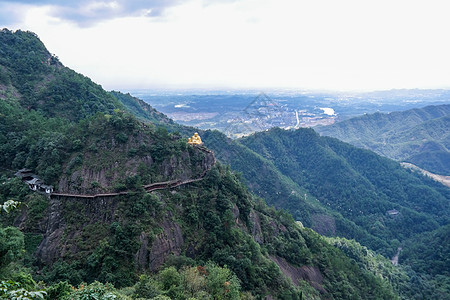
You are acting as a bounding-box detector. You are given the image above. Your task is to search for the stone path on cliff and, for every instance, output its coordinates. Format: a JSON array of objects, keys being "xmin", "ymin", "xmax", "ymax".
[
  {"xmin": 51, "ymin": 145, "xmax": 215, "ymax": 199},
  {"xmin": 51, "ymin": 178, "xmax": 197, "ymax": 199}
]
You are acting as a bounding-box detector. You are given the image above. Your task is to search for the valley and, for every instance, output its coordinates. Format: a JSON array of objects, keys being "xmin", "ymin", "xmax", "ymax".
[
  {"xmin": 316, "ymin": 104, "xmax": 450, "ymax": 175},
  {"xmin": 129, "ymin": 89, "xmax": 450, "ymax": 138}
]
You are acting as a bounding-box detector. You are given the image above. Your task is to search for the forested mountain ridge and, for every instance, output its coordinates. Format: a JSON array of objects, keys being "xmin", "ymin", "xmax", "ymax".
[
  {"xmin": 117, "ymin": 93, "xmax": 393, "ymax": 252},
  {"xmin": 212, "ymin": 125, "xmax": 450, "ymax": 300},
  {"xmin": 316, "ymin": 104, "xmax": 450, "ymax": 175},
  {"xmin": 205, "ymin": 127, "xmax": 450, "ymax": 255},
  {"xmin": 109, "ymin": 91, "xmax": 175, "ymax": 126},
  {"xmin": 115, "ymin": 79, "xmax": 450, "ymax": 298},
  {"xmin": 110, "ymin": 90, "xmax": 195, "ymax": 137},
  {"xmin": 116, "ymin": 96, "xmax": 450, "ymax": 299},
  {"xmin": 205, "ymin": 127, "xmax": 450, "ymax": 299},
  {"xmin": 0, "ymin": 29, "xmax": 122, "ymax": 121},
  {"xmin": 0, "ymin": 29, "xmax": 409, "ymax": 299}
]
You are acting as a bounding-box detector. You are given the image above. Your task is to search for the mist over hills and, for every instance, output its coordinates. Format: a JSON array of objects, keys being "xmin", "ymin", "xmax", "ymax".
[
  {"xmin": 129, "ymin": 88, "xmax": 450, "ymax": 138},
  {"xmin": 0, "ymin": 29, "xmax": 449, "ymax": 299}
]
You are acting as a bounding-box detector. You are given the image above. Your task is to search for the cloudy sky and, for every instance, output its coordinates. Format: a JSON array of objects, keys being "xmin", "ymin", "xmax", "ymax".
[{"xmin": 1, "ymin": 0, "xmax": 450, "ymax": 91}]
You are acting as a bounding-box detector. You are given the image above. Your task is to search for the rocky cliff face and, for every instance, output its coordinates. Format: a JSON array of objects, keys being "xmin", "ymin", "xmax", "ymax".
[
  {"xmin": 33, "ymin": 144, "xmax": 215, "ymax": 270},
  {"xmin": 35, "ymin": 195, "xmax": 120, "ymax": 265},
  {"xmin": 57, "ymin": 132, "xmax": 215, "ymax": 194},
  {"xmin": 34, "ymin": 194, "xmax": 186, "ymax": 272},
  {"xmin": 138, "ymin": 216, "xmax": 185, "ymax": 272},
  {"xmin": 16, "ymin": 160, "xmax": 400, "ymax": 299},
  {"xmin": 269, "ymin": 255, "xmax": 325, "ymax": 293}
]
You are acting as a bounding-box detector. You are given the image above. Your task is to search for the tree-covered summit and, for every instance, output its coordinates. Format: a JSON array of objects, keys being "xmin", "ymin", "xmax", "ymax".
[
  {"xmin": 316, "ymin": 104, "xmax": 450, "ymax": 175},
  {"xmin": 0, "ymin": 28, "xmax": 121, "ymax": 121}
]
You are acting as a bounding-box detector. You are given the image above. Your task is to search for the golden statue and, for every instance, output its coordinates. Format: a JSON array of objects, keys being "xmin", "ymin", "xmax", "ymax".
[{"xmin": 188, "ymin": 132, "xmax": 203, "ymax": 145}]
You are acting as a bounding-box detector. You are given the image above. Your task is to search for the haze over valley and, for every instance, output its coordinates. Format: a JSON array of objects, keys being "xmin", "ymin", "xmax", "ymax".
[{"xmin": 129, "ymin": 88, "xmax": 450, "ymax": 138}]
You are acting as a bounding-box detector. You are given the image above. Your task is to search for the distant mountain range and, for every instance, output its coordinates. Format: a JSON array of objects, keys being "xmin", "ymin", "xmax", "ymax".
[
  {"xmin": 202, "ymin": 127, "xmax": 450, "ymax": 252},
  {"xmin": 316, "ymin": 104, "xmax": 450, "ymax": 175}
]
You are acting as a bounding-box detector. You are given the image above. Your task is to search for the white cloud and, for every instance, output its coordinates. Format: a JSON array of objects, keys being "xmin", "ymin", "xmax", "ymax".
[
  {"xmin": 0, "ymin": 0, "xmax": 184, "ymax": 26},
  {"xmin": 2, "ymin": 0, "xmax": 450, "ymax": 91}
]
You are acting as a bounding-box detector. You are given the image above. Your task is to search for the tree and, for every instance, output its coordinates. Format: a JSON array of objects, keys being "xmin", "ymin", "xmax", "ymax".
[
  {"xmin": 0, "ymin": 226, "xmax": 24, "ymax": 273},
  {"xmin": 205, "ymin": 262, "xmax": 240, "ymax": 300}
]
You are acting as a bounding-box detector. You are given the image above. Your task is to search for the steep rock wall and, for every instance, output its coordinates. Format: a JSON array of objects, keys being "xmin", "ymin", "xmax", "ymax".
[
  {"xmin": 35, "ymin": 146, "xmax": 215, "ymax": 268},
  {"xmin": 57, "ymin": 141, "xmax": 215, "ymax": 194}
]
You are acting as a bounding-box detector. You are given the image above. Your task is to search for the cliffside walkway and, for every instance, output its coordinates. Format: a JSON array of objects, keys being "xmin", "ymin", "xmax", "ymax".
[
  {"xmin": 51, "ymin": 176, "xmax": 208, "ymax": 199},
  {"xmin": 51, "ymin": 177, "xmax": 206, "ymax": 199},
  {"xmin": 51, "ymin": 145, "xmax": 215, "ymax": 199}
]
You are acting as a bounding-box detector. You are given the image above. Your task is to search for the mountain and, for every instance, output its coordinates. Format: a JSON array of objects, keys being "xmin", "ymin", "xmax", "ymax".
[
  {"xmin": 202, "ymin": 127, "xmax": 450, "ymax": 299},
  {"xmin": 116, "ymin": 94, "xmax": 450, "ymax": 298},
  {"xmin": 315, "ymin": 104, "xmax": 450, "ymax": 175},
  {"xmin": 0, "ymin": 29, "xmax": 122, "ymax": 122},
  {"xmin": 205, "ymin": 128, "xmax": 449, "ymax": 252},
  {"xmin": 115, "ymin": 95, "xmax": 450, "ymax": 252},
  {"xmin": 112, "ymin": 72, "xmax": 450, "ymax": 299},
  {"xmin": 3, "ymin": 164, "xmax": 402, "ymax": 299},
  {"xmin": 202, "ymin": 130, "xmax": 394, "ymax": 249},
  {"xmin": 400, "ymin": 224, "xmax": 450, "ymax": 277},
  {"xmin": 109, "ymin": 91, "xmax": 175, "ymax": 126},
  {"xmin": 110, "ymin": 90, "xmax": 196, "ymax": 137},
  {"xmin": 0, "ymin": 29, "xmax": 407, "ymax": 299}
]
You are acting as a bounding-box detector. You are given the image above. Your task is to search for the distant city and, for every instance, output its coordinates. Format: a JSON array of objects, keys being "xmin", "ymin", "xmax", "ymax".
[{"xmin": 128, "ymin": 89, "xmax": 450, "ymax": 138}]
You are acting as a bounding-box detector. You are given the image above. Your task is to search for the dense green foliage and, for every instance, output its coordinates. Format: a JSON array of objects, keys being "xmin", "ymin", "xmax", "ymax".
[
  {"xmin": 327, "ymin": 237, "xmax": 449, "ymax": 299},
  {"xmin": 202, "ymin": 130, "xmax": 391, "ymax": 251},
  {"xmin": 0, "ymin": 226, "xmax": 24, "ymax": 272},
  {"xmin": 400, "ymin": 224, "xmax": 450, "ymax": 277},
  {"xmin": 0, "ymin": 29, "xmax": 125, "ymax": 185},
  {"xmin": 0, "ymin": 98, "xmax": 72, "ymax": 184},
  {"xmin": 110, "ymin": 91, "xmax": 174, "ymax": 126},
  {"xmin": 0, "ymin": 29, "xmax": 121, "ymax": 122},
  {"xmin": 1, "ymin": 164, "xmax": 399, "ymax": 299},
  {"xmin": 112, "ymin": 92, "xmax": 450, "ymax": 250},
  {"xmin": 112, "ymin": 90, "xmax": 195, "ymax": 138},
  {"xmin": 0, "ymin": 91, "xmax": 198, "ymax": 189},
  {"xmin": 222, "ymin": 128, "xmax": 450, "ymax": 255},
  {"xmin": 113, "ymin": 72, "xmax": 450, "ymax": 298},
  {"xmin": 205, "ymin": 127, "xmax": 450, "ymax": 298},
  {"xmin": 1, "ymin": 28, "xmax": 448, "ymax": 299},
  {"xmin": 316, "ymin": 104, "xmax": 450, "ymax": 175}
]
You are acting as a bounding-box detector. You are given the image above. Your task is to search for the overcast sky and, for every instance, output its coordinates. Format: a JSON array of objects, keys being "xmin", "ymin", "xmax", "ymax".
[{"xmin": 1, "ymin": 0, "xmax": 450, "ymax": 91}]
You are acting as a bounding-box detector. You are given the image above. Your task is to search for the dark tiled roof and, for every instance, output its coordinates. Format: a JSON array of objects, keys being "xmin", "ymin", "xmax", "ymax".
[{"xmin": 26, "ymin": 177, "xmax": 42, "ymax": 185}]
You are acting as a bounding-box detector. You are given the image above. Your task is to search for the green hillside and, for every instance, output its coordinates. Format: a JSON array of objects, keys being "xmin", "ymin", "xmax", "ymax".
[
  {"xmin": 0, "ymin": 29, "xmax": 410, "ymax": 299},
  {"xmin": 316, "ymin": 105, "xmax": 450, "ymax": 175},
  {"xmin": 400, "ymin": 224, "xmax": 450, "ymax": 278},
  {"xmin": 203, "ymin": 127, "xmax": 449, "ymax": 298},
  {"xmin": 110, "ymin": 91, "xmax": 195, "ymax": 137},
  {"xmin": 116, "ymin": 94, "xmax": 450, "ymax": 299},
  {"xmin": 115, "ymin": 93, "xmax": 400, "ymax": 255},
  {"xmin": 114, "ymin": 77, "xmax": 450, "ymax": 298},
  {"xmin": 0, "ymin": 29, "xmax": 121, "ymax": 121},
  {"xmin": 109, "ymin": 91, "xmax": 174, "ymax": 126},
  {"xmin": 245, "ymin": 128, "xmax": 449, "ymax": 248}
]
